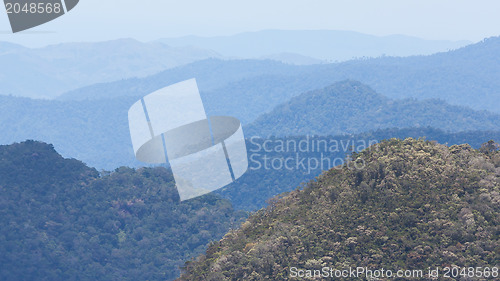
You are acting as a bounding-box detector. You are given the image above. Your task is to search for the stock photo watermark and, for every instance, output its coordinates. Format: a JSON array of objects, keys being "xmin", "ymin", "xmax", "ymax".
[
  {"xmin": 128, "ymin": 79, "xmax": 248, "ymax": 201},
  {"xmin": 248, "ymin": 136, "xmax": 379, "ymax": 174},
  {"xmin": 290, "ymin": 266, "xmax": 499, "ymax": 279},
  {"xmin": 4, "ymin": 0, "xmax": 79, "ymax": 33}
]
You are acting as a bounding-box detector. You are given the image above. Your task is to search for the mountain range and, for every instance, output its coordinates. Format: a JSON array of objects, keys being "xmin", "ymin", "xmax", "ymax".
[
  {"xmin": 1, "ymin": 31, "xmax": 499, "ymax": 281},
  {"xmin": 2, "ymin": 30, "xmax": 471, "ymax": 100},
  {"xmin": 2, "ymin": 81, "xmax": 499, "ymax": 170},
  {"xmin": 58, "ymin": 36, "xmax": 500, "ymax": 115},
  {"xmin": 1, "ymin": 137, "xmax": 499, "ymax": 280}
]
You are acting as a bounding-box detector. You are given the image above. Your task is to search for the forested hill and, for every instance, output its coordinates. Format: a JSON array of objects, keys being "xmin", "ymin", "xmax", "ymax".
[
  {"xmin": 0, "ymin": 141, "xmax": 246, "ymax": 281},
  {"xmin": 0, "ymin": 140, "xmax": 98, "ymax": 188},
  {"xmin": 179, "ymin": 139, "xmax": 500, "ymax": 280},
  {"xmin": 217, "ymin": 128, "xmax": 500, "ymax": 211},
  {"xmin": 245, "ymin": 80, "xmax": 500, "ymax": 137}
]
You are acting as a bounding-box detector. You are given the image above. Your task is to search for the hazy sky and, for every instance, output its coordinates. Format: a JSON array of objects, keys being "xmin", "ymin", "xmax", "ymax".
[{"xmin": 1, "ymin": 0, "xmax": 499, "ymax": 47}]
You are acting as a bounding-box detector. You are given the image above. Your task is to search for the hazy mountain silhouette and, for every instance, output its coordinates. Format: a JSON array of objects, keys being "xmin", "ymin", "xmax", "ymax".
[
  {"xmin": 0, "ymin": 39, "xmax": 219, "ymax": 99},
  {"xmin": 158, "ymin": 30, "xmax": 470, "ymax": 61},
  {"xmin": 59, "ymin": 36, "xmax": 500, "ymax": 114}
]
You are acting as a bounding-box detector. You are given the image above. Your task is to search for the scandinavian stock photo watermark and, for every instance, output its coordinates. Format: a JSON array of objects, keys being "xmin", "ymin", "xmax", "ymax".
[
  {"xmin": 4, "ymin": 0, "xmax": 80, "ymax": 33},
  {"xmin": 248, "ymin": 136, "xmax": 379, "ymax": 174},
  {"xmin": 290, "ymin": 266, "xmax": 499, "ymax": 279}
]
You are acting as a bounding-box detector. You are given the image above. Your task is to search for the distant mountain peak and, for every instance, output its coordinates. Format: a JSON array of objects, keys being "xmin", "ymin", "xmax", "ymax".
[{"xmin": 245, "ymin": 80, "xmax": 500, "ymax": 137}]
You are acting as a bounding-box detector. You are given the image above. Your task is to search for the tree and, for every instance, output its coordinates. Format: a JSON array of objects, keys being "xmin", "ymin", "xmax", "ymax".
[{"xmin": 479, "ymin": 140, "xmax": 500, "ymax": 154}]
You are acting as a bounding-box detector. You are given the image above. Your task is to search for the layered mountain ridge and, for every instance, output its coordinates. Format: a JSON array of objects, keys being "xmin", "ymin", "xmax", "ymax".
[{"xmin": 58, "ymin": 36, "xmax": 500, "ymax": 114}]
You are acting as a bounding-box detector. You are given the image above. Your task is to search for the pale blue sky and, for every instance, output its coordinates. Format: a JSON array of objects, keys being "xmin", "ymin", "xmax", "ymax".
[{"xmin": 1, "ymin": 0, "xmax": 499, "ymax": 47}]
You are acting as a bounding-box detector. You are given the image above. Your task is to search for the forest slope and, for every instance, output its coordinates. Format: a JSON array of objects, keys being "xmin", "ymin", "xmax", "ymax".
[
  {"xmin": 179, "ymin": 139, "xmax": 500, "ymax": 280},
  {"xmin": 0, "ymin": 141, "xmax": 246, "ymax": 281}
]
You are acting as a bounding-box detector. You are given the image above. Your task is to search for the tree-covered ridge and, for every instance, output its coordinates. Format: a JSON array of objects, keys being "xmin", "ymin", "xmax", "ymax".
[
  {"xmin": 217, "ymin": 128, "xmax": 500, "ymax": 211},
  {"xmin": 179, "ymin": 139, "xmax": 500, "ymax": 280},
  {"xmin": 245, "ymin": 80, "xmax": 500, "ymax": 137},
  {"xmin": 0, "ymin": 141, "xmax": 246, "ymax": 281},
  {"xmin": 0, "ymin": 140, "xmax": 99, "ymax": 188}
]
